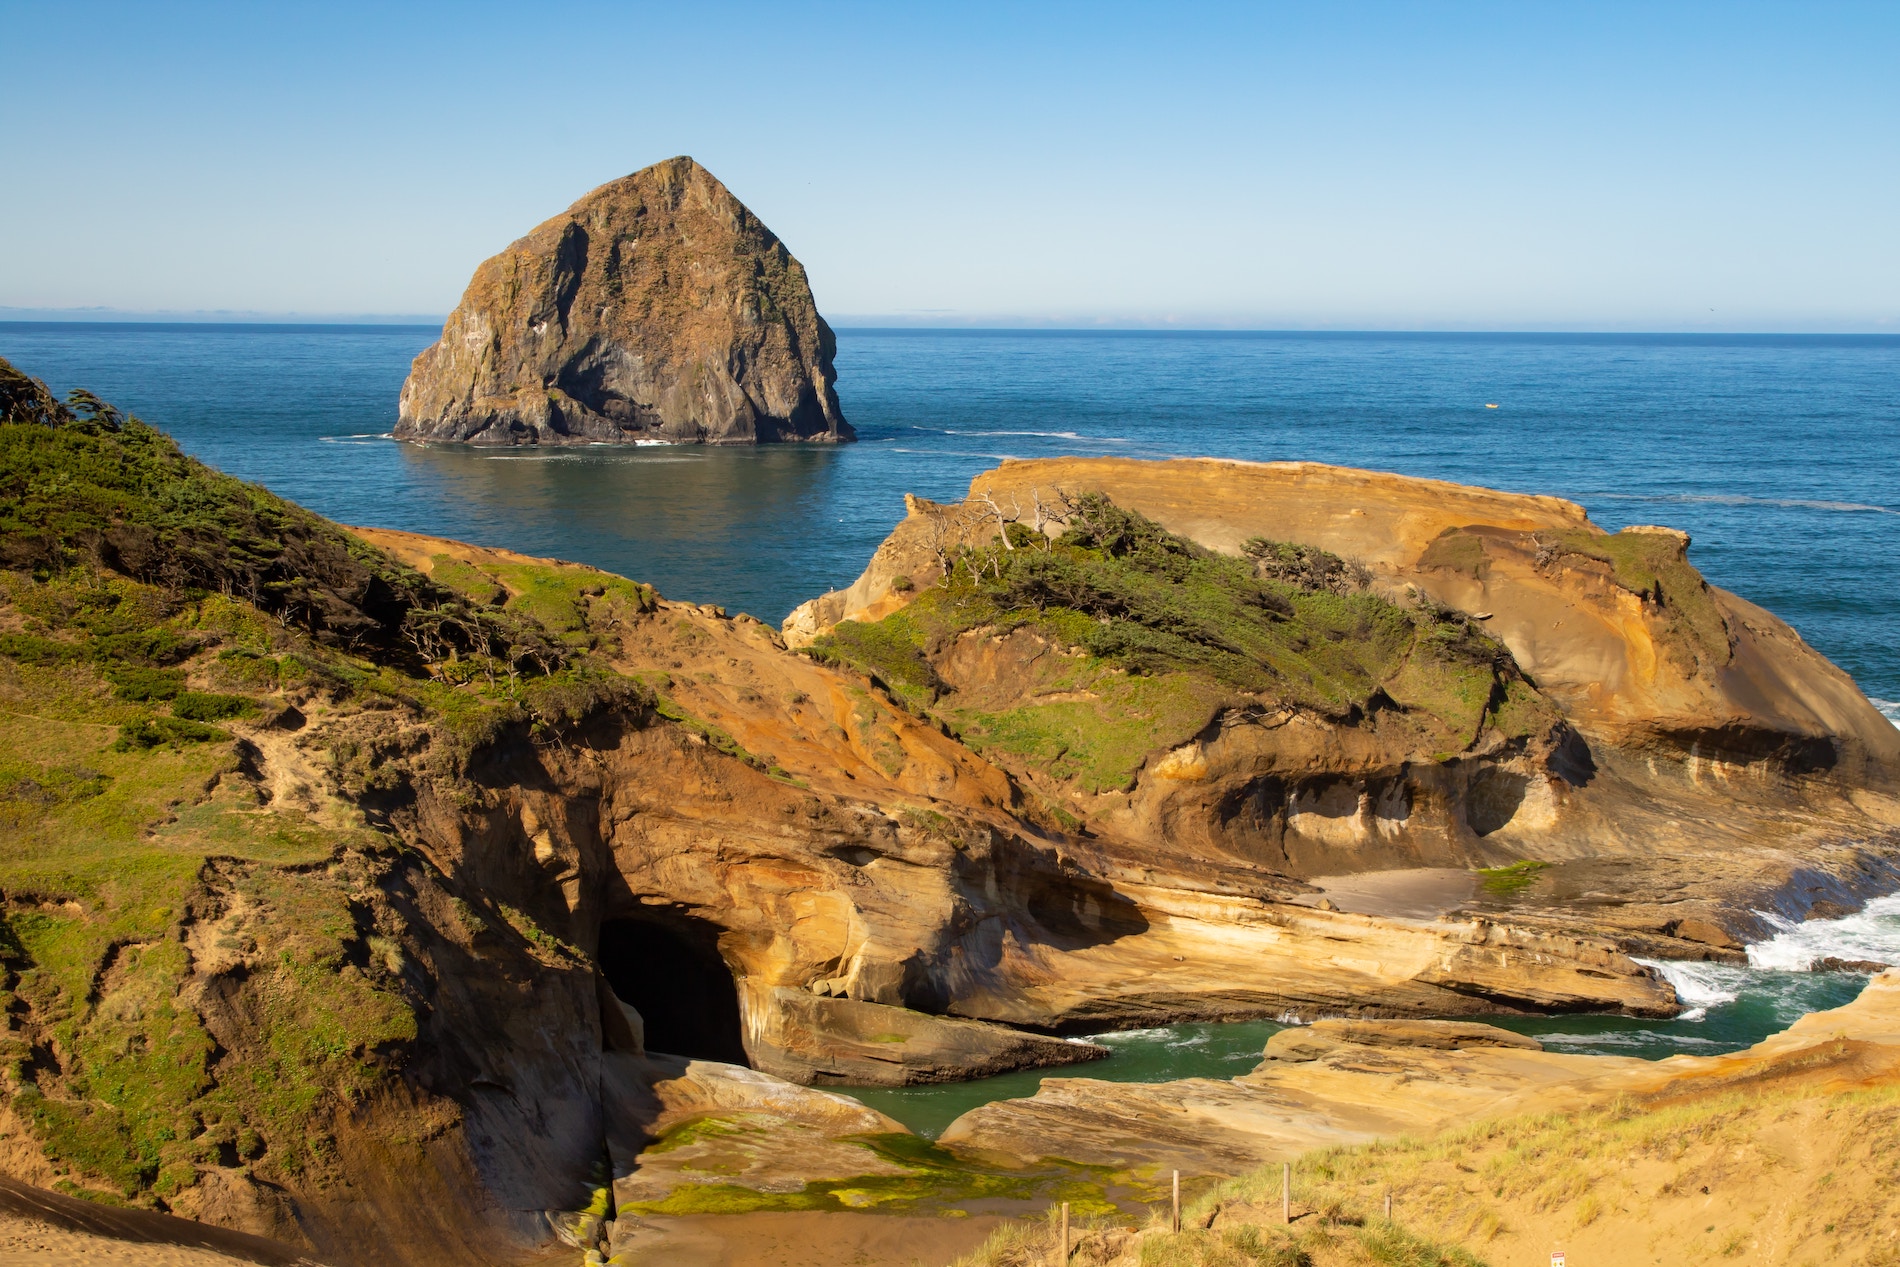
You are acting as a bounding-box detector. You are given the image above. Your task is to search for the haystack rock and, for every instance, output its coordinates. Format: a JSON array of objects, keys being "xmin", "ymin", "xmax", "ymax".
[{"xmin": 396, "ymin": 156, "xmax": 853, "ymax": 446}]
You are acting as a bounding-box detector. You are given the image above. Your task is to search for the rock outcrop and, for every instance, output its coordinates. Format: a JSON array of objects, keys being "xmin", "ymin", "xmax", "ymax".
[
  {"xmin": 395, "ymin": 157, "xmax": 852, "ymax": 446},
  {"xmin": 786, "ymin": 457, "xmax": 1900, "ymax": 952}
]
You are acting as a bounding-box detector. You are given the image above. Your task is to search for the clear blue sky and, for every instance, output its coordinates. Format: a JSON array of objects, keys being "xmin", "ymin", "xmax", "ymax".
[{"xmin": 3, "ymin": 1, "xmax": 1895, "ymax": 329}]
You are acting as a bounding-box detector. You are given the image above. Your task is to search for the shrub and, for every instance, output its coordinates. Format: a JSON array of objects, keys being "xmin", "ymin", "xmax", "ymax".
[
  {"xmin": 113, "ymin": 717, "xmax": 228, "ymax": 751},
  {"xmin": 171, "ymin": 691, "xmax": 255, "ymax": 722},
  {"xmin": 107, "ymin": 666, "xmax": 186, "ymax": 702}
]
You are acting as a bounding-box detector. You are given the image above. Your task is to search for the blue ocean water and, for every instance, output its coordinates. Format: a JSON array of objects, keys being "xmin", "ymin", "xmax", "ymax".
[
  {"xmin": 3, "ymin": 322, "xmax": 1897, "ymax": 1112},
  {"xmin": 2, "ymin": 324, "xmax": 1895, "ymax": 712}
]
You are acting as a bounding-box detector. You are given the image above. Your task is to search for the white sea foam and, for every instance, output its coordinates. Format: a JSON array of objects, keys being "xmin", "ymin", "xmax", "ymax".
[
  {"xmin": 1535, "ymin": 1030, "xmax": 1722, "ymax": 1050},
  {"xmin": 1632, "ymin": 958, "xmax": 1749, "ymax": 1020},
  {"xmin": 1594, "ymin": 491, "xmax": 1897, "ymax": 515},
  {"xmin": 1745, "ymin": 893, "xmax": 1900, "ymax": 972},
  {"xmin": 1633, "ymin": 895, "xmax": 1900, "ymax": 1022},
  {"xmin": 942, "ymin": 428, "xmax": 1087, "ymax": 440},
  {"xmin": 1872, "ymin": 700, "xmax": 1900, "ymax": 730},
  {"xmin": 1094, "ymin": 1027, "xmax": 1174, "ymax": 1044}
]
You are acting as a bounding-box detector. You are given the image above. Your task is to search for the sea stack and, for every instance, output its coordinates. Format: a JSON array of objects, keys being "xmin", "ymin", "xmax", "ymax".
[{"xmin": 396, "ymin": 156, "xmax": 853, "ymax": 446}]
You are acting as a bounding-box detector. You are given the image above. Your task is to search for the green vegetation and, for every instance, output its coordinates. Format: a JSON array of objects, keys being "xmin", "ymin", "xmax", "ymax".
[
  {"xmin": 1476, "ymin": 860, "xmax": 1548, "ymax": 895},
  {"xmin": 0, "ymin": 359, "xmax": 663, "ymax": 1207},
  {"xmin": 623, "ymin": 1123, "xmax": 1128, "ymax": 1218},
  {"xmin": 1545, "ymin": 528, "xmax": 1729, "ymax": 669},
  {"xmin": 807, "ymin": 495, "xmax": 1549, "ymax": 792}
]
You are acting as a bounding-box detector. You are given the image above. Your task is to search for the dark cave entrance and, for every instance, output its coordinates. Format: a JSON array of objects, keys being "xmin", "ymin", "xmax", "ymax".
[{"xmin": 596, "ymin": 915, "xmax": 749, "ymax": 1066}]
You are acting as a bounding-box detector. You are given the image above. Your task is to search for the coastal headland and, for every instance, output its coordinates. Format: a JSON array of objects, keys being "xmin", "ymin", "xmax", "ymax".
[{"xmin": 1, "ymin": 355, "xmax": 1896, "ymax": 1265}]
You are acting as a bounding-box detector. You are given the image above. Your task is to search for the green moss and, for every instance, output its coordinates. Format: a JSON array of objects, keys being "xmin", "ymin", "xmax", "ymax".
[
  {"xmin": 624, "ymin": 1129, "xmax": 1126, "ymax": 1218},
  {"xmin": 652, "ymin": 693, "xmax": 769, "ymax": 770},
  {"xmin": 1417, "ymin": 529, "xmax": 1488, "ymax": 579},
  {"xmin": 1476, "ymin": 860, "xmax": 1548, "ymax": 894},
  {"xmin": 950, "ymin": 672, "xmax": 1217, "ymax": 794},
  {"xmin": 805, "ymin": 610, "xmax": 941, "ymax": 710},
  {"xmin": 1550, "ymin": 528, "xmax": 1729, "ymax": 669}
]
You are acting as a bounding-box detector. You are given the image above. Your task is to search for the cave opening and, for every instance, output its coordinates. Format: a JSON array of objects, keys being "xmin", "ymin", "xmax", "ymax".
[{"xmin": 596, "ymin": 915, "xmax": 749, "ymax": 1066}]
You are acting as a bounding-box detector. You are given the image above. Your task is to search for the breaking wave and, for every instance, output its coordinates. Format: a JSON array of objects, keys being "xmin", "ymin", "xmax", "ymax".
[
  {"xmin": 1634, "ymin": 895, "xmax": 1900, "ymax": 1024},
  {"xmin": 1872, "ymin": 699, "xmax": 1900, "ymax": 729},
  {"xmin": 1745, "ymin": 894, "xmax": 1900, "ymax": 972},
  {"xmin": 1632, "ymin": 958, "xmax": 1748, "ymax": 1021}
]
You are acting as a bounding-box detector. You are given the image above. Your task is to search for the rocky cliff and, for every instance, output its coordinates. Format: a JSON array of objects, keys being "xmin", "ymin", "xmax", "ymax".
[
  {"xmin": 786, "ymin": 458, "xmax": 1900, "ymax": 952},
  {"xmin": 395, "ymin": 157, "xmax": 852, "ymax": 446}
]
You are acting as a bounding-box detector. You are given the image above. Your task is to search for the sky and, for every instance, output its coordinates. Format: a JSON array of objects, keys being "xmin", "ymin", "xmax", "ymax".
[{"xmin": 2, "ymin": 1, "xmax": 1896, "ymax": 330}]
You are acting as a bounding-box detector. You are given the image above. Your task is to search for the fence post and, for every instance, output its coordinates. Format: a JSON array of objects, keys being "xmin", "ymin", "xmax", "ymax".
[
  {"xmin": 1060, "ymin": 1201, "xmax": 1069, "ymax": 1262},
  {"xmin": 1172, "ymin": 1170, "xmax": 1181, "ymax": 1234},
  {"xmin": 1282, "ymin": 1162, "xmax": 1290, "ymax": 1224}
]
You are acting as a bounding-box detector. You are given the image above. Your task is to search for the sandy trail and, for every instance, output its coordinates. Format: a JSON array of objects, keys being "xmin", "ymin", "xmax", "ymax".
[
  {"xmin": 0, "ymin": 1213, "xmax": 254, "ymax": 1267},
  {"xmin": 0, "ymin": 1178, "xmax": 313, "ymax": 1267}
]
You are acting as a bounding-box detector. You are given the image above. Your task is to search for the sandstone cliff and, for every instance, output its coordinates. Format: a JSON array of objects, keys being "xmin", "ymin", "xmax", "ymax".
[
  {"xmin": 395, "ymin": 157, "xmax": 852, "ymax": 446},
  {"xmin": 785, "ymin": 458, "xmax": 1900, "ymax": 953}
]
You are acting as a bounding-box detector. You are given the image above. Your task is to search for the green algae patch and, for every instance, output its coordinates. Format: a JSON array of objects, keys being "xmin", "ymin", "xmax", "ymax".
[
  {"xmin": 1477, "ymin": 860, "xmax": 1548, "ymax": 895},
  {"xmin": 623, "ymin": 1131, "xmax": 1128, "ymax": 1218}
]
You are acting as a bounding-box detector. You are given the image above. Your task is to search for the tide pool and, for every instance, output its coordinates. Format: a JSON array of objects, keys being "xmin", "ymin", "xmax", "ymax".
[{"xmin": 837, "ymin": 895, "xmax": 1900, "ymax": 1137}]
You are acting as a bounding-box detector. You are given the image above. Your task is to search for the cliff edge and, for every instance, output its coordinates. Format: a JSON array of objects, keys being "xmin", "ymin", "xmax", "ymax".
[{"xmin": 396, "ymin": 156, "xmax": 852, "ymax": 446}]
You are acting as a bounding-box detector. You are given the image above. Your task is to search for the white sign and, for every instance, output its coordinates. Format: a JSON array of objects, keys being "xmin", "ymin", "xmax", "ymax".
[{"xmin": 1551, "ymin": 1254, "xmax": 1567, "ymax": 1267}]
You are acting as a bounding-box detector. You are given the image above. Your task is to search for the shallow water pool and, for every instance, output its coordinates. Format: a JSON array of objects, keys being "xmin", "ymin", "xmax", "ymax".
[{"xmin": 838, "ymin": 895, "xmax": 1900, "ymax": 1137}]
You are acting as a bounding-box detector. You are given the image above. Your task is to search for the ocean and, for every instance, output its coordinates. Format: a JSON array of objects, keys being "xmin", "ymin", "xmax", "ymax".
[{"xmin": 4, "ymin": 322, "xmax": 1898, "ymax": 1128}]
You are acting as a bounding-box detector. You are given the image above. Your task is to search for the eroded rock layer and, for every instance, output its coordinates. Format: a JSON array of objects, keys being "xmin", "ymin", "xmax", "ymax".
[{"xmin": 396, "ymin": 157, "xmax": 851, "ymax": 446}]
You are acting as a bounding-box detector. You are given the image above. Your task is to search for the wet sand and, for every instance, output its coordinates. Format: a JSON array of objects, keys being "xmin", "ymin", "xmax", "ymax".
[{"xmin": 1290, "ymin": 868, "xmax": 1477, "ymax": 921}]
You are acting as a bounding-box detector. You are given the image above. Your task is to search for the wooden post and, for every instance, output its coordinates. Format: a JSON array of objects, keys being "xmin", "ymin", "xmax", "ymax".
[
  {"xmin": 1385, "ymin": 1188, "xmax": 1392, "ymax": 1220},
  {"xmin": 1282, "ymin": 1162, "xmax": 1290, "ymax": 1224},
  {"xmin": 1060, "ymin": 1201, "xmax": 1069, "ymax": 1262},
  {"xmin": 1172, "ymin": 1170, "xmax": 1181, "ymax": 1234}
]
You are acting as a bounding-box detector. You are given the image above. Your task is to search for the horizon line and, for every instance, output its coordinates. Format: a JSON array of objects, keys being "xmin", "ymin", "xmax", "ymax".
[{"xmin": 3, "ymin": 316, "xmax": 1899, "ymax": 341}]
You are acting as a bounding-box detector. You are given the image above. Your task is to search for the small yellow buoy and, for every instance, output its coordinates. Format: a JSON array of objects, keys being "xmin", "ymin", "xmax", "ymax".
[{"xmin": 1484, "ymin": 403, "xmax": 1499, "ymax": 409}]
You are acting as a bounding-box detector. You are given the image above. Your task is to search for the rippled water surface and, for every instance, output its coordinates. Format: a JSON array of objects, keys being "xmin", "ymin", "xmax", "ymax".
[
  {"xmin": 4, "ymin": 322, "xmax": 1897, "ymax": 1125},
  {"xmin": 2, "ymin": 325, "xmax": 1896, "ymax": 705}
]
